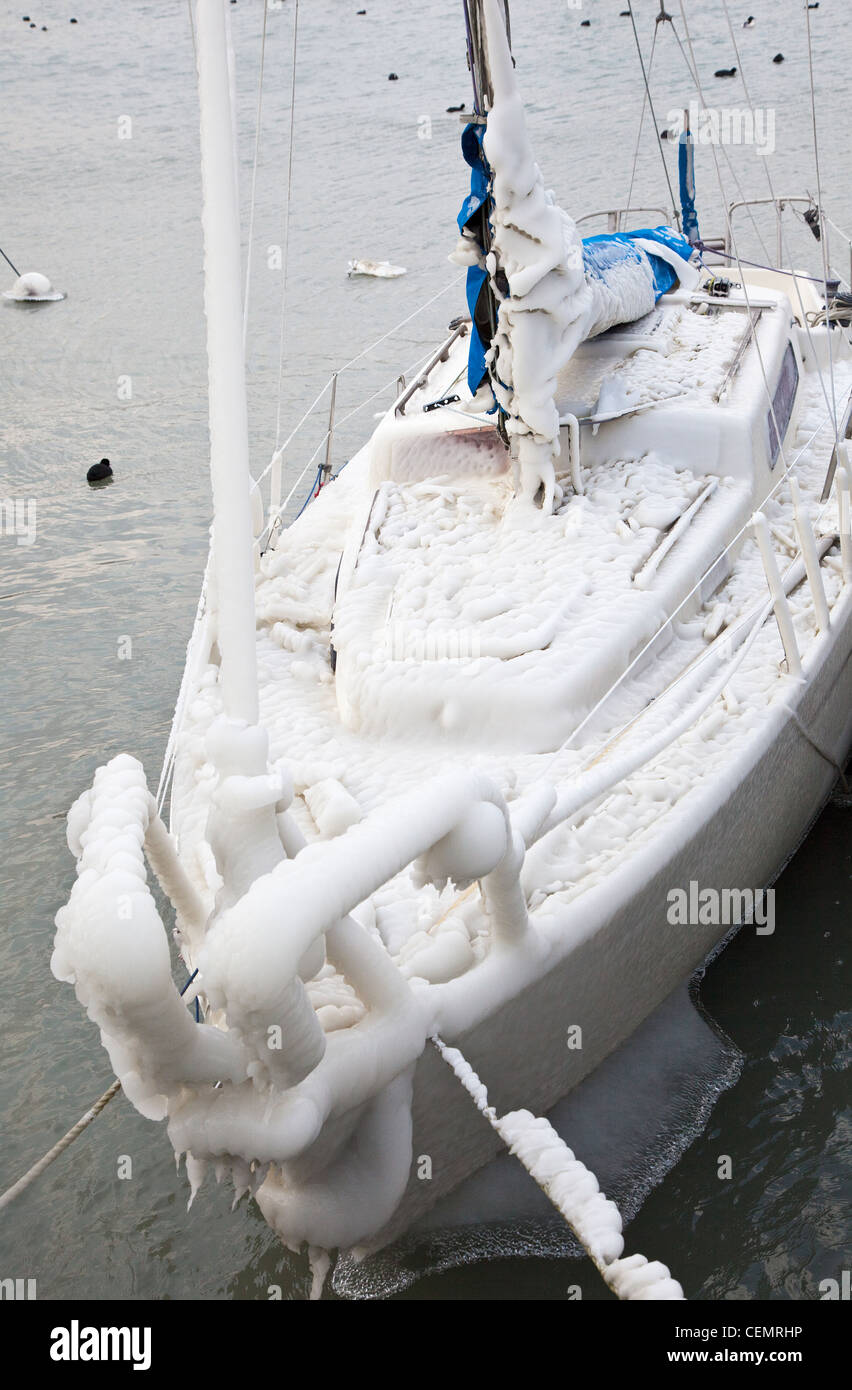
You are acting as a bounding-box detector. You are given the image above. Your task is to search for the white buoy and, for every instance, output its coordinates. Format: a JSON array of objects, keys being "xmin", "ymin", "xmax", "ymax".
[{"xmin": 2, "ymin": 271, "xmax": 65, "ymax": 302}]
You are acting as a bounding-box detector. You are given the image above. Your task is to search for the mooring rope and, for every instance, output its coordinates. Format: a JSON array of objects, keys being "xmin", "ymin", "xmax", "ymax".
[
  {"xmin": 432, "ymin": 1037, "xmax": 685, "ymax": 1299},
  {"xmin": 0, "ymin": 1081, "xmax": 122, "ymax": 1213},
  {"xmin": 0, "ymin": 972, "xmax": 199, "ymax": 1211},
  {"xmin": 0, "ymin": 243, "xmax": 21, "ymax": 278}
]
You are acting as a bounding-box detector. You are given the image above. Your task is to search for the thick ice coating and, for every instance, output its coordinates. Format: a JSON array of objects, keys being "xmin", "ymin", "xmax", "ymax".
[
  {"xmin": 481, "ymin": 0, "xmax": 660, "ymax": 506},
  {"xmin": 434, "ymin": 1039, "xmax": 685, "ymax": 1298}
]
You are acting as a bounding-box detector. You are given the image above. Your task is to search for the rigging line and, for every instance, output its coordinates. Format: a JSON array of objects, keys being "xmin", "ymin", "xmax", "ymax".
[
  {"xmin": 625, "ymin": 3, "xmax": 680, "ymax": 229},
  {"xmin": 334, "ymin": 343, "xmax": 444, "ymax": 431},
  {"xmin": 673, "ymin": 1, "xmax": 788, "ymax": 470},
  {"xmin": 335, "ymin": 272, "xmax": 466, "ymax": 378},
  {"xmin": 625, "ymin": 16, "xmax": 660, "ymax": 217},
  {"xmin": 257, "ymin": 271, "xmax": 464, "ymax": 489},
  {"xmin": 274, "ymin": 0, "xmax": 300, "ymax": 450},
  {"xmin": 254, "ymin": 376, "xmax": 334, "ymax": 488},
  {"xmin": 242, "ymin": 0, "xmax": 270, "ymax": 357},
  {"xmin": 254, "ymin": 271, "xmax": 465, "ymax": 491},
  {"xmin": 697, "ymin": 243, "xmax": 826, "ymax": 285},
  {"xmin": 186, "ymin": 0, "xmax": 196, "ymax": 62},
  {"xmin": 666, "ymin": 18, "xmax": 771, "ymax": 266},
  {"xmin": 259, "ymin": 343, "xmax": 439, "ymax": 548},
  {"xmin": 716, "ymin": 0, "xmax": 839, "ymax": 445},
  {"xmin": 719, "ymin": 0, "xmax": 775, "ymax": 204},
  {"xmin": 0, "ymin": 243, "xmax": 20, "ymax": 278},
  {"xmin": 804, "ymin": 0, "xmax": 839, "ymax": 445},
  {"xmin": 262, "ymin": 274, "xmax": 465, "ymax": 489},
  {"xmin": 664, "ymin": 13, "xmax": 769, "ymax": 262},
  {"xmin": 0, "ymin": 969, "xmax": 201, "ymax": 1213}
]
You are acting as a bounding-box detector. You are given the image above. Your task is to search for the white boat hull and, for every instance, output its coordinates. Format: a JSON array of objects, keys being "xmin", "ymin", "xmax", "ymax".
[{"xmin": 366, "ymin": 595, "xmax": 852, "ymax": 1250}]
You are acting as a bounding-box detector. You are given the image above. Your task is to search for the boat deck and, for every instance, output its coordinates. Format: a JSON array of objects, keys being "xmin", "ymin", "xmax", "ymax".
[{"xmin": 170, "ymin": 324, "xmax": 851, "ymax": 996}]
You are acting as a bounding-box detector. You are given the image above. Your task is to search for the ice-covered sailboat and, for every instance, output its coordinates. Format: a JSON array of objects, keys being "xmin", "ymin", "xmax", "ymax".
[{"xmin": 52, "ymin": 0, "xmax": 852, "ymax": 1294}]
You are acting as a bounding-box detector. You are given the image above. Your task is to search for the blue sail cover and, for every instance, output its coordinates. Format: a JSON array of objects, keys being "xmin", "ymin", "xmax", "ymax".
[
  {"xmin": 582, "ymin": 226, "xmax": 696, "ymax": 298},
  {"xmin": 456, "ymin": 124, "xmax": 695, "ymax": 394},
  {"xmin": 457, "ymin": 123, "xmax": 491, "ymax": 394},
  {"xmin": 678, "ymin": 129, "xmax": 700, "ymax": 244}
]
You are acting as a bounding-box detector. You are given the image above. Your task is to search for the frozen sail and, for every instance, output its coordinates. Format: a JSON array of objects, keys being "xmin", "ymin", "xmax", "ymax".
[{"xmin": 453, "ymin": 0, "xmax": 697, "ymax": 506}]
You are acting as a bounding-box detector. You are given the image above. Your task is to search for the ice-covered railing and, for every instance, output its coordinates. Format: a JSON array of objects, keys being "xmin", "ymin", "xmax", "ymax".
[
  {"xmin": 52, "ymin": 757, "xmax": 248, "ymax": 1120},
  {"xmin": 53, "ymin": 736, "xmax": 554, "ymax": 1176}
]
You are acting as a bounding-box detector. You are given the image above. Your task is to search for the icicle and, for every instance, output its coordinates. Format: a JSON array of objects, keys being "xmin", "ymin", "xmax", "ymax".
[
  {"xmin": 307, "ymin": 1246, "xmax": 331, "ymax": 1301},
  {"xmin": 185, "ymin": 1153, "xmax": 207, "ymax": 1210}
]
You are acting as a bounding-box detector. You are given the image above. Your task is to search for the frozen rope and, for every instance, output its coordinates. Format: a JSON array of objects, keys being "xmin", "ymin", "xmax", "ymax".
[
  {"xmin": 432, "ymin": 1037, "xmax": 685, "ymax": 1299},
  {"xmin": 255, "ymin": 377, "xmax": 333, "ymax": 490}
]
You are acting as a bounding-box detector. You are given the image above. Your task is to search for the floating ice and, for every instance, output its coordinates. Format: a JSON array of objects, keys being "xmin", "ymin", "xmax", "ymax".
[{"xmin": 347, "ymin": 259, "xmax": 407, "ymax": 279}]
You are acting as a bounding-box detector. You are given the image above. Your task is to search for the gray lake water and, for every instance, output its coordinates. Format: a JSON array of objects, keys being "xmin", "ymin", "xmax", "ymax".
[{"xmin": 0, "ymin": 0, "xmax": 848, "ymax": 1300}]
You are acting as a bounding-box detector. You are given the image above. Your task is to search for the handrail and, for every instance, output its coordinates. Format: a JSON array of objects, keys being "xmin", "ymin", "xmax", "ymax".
[
  {"xmin": 394, "ymin": 320, "xmax": 469, "ymax": 416},
  {"xmin": 632, "ymin": 479, "xmax": 718, "ymax": 589},
  {"xmin": 726, "ymin": 197, "xmax": 852, "ymax": 287},
  {"xmin": 726, "ymin": 195, "xmax": 817, "ymax": 267},
  {"xmin": 575, "ymin": 206, "xmax": 669, "ymax": 233},
  {"xmin": 713, "ymin": 307, "xmax": 762, "ymax": 403}
]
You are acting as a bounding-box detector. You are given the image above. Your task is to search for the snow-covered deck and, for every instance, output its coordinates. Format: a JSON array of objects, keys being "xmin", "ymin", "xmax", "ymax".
[{"xmin": 169, "ymin": 298, "xmax": 851, "ymax": 1000}]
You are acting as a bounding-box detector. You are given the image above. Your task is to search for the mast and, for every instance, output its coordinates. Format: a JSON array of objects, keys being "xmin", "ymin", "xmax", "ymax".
[
  {"xmin": 194, "ymin": 0, "xmax": 259, "ymax": 725},
  {"xmin": 460, "ymin": 0, "xmax": 511, "ymax": 432},
  {"xmin": 462, "ymin": 0, "xmax": 511, "ymax": 114}
]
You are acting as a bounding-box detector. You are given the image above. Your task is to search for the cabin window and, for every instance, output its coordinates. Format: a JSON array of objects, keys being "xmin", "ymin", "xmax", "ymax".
[{"xmin": 766, "ymin": 342, "xmax": 799, "ymax": 469}]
